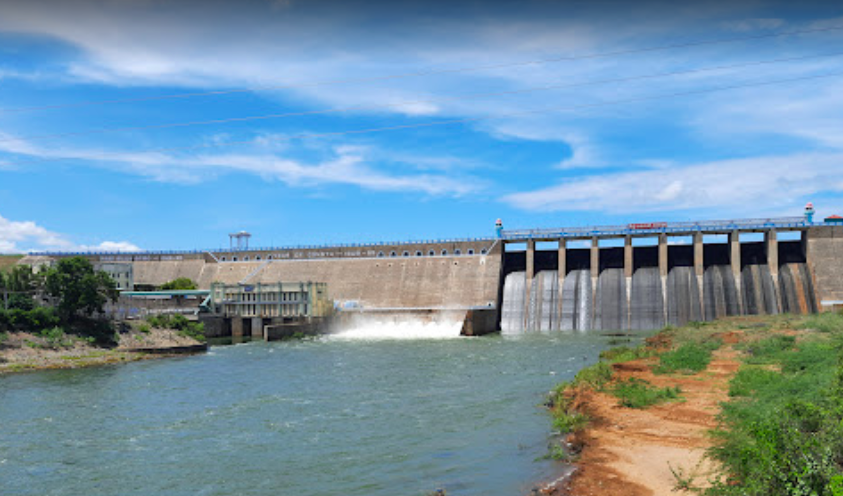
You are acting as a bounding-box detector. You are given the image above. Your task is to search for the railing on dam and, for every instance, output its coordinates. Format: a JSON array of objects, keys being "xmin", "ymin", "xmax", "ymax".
[{"xmin": 501, "ymin": 217, "xmax": 822, "ymax": 240}]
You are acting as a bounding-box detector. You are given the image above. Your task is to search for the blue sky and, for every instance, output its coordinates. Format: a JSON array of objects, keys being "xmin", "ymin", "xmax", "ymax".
[{"xmin": 1, "ymin": 0, "xmax": 842, "ymax": 253}]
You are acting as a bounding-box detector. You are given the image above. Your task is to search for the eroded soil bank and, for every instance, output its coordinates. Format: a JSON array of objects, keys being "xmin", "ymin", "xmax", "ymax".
[{"xmin": 561, "ymin": 342, "xmax": 739, "ymax": 495}]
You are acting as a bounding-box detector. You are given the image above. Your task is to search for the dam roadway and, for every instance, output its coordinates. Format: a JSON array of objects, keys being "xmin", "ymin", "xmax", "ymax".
[{"xmin": 21, "ymin": 217, "xmax": 843, "ymax": 332}]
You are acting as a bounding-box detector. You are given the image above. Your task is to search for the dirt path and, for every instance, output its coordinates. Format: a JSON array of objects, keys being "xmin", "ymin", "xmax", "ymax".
[{"xmin": 561, "ymin": 339, "xmax": 741, "ymax": 496}]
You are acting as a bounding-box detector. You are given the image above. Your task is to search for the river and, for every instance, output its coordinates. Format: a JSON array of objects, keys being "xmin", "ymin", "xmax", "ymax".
[{"xmin": 0, "ymin": 324, "xmax": 644, "ymax": 496}]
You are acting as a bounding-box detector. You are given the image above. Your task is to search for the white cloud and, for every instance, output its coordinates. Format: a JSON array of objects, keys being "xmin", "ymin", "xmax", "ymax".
[
  {"xmin": 503, "ymin": 152, "xmax": 843, "ymax": 214},
  {"xmin": 81, "ymin": 241, "xmax": 142, "ymax": 252},
  {"xmin": 0, "ymin": 132, "xmax": 480, "ymax": 196},
  {"xmin": 0, "ymin": 213, "xmax": 141, "ymax": 253}
]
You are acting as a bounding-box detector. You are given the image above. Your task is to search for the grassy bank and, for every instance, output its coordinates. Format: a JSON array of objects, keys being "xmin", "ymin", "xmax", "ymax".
[
  {"xmin": 548, "ymin": 313, "xmax": 843, "ymax": 495},
  {"xmin": 0, "ymin": 321, "xmax": 205, "ymax": 374}
]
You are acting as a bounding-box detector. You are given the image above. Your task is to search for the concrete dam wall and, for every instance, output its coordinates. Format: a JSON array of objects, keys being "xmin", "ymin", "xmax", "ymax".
[
  {"xmin": 120, "ymin": 240, "xmax": 503, "ymax": 311},
  {"xmin": 19, "ymin": 224, "xmax": 843, "ymax": 332}
]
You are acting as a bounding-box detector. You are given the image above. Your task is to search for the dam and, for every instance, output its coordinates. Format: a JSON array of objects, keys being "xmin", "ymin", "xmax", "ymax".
[{"xmin": 20, "ymin": 216, "xmax": 843, "ymax": 334}]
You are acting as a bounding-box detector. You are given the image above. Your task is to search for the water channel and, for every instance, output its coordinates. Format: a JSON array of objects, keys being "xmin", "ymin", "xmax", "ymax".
[{"xmin": 0, "ymin": 326, "xmax": 645, "ymax": 496}]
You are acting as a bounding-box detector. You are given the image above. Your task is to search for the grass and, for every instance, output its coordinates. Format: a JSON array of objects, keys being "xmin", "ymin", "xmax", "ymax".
[
  {"xmin": 654, "ymin": 339, "xmax": 721, "ymax": 375},
  {"xmin": 798, "ymin": 311, "xmax": 843, "ymax": 333},
  {"xmin": 707, "ymin": 317, "xmax": 843, "ymax": 496},
  {"xmin": 599, "ymin": 345, "xmax": 655, "ymax": 363},
  {"xmin": 611, "ymin": 377, "xmax": 682, "ymax": 409},
  {"xmin": 547, "ymin": 343, "xmax": 656, "ymax": 436}
]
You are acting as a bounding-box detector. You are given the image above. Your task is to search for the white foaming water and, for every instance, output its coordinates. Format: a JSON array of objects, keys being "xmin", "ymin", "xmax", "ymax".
[{"xmin": 326, "ymin": 318, "xmax": 464, "ymax": 341}]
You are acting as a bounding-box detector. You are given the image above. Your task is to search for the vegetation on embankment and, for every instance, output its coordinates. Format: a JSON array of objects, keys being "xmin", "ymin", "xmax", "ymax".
[
  {"xmin": 0, "ymin": 323, "xmax": 205, "ymax": 374},
  {"xmin": 0, "ymin": 257, "xmax": 205, "ymax": 374},
  {"xmin": 545, "ymin": 312, "xmax": 843, "ymax": 495}
]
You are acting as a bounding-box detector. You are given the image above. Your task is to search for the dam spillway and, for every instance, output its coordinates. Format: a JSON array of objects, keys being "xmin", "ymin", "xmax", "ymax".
[{"xmin": 500, "ymin": 223, "xmax": 831, "ymax": 333}]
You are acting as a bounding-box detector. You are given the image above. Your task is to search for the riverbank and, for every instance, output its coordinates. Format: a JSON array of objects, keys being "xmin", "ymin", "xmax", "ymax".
[
  {"xmin": 0, "ymin": 324, "xmax": 206, "ymax": 374},
  {"xmin": 543, "ymin": 313, "xmax": 843, "ymax": 496}
]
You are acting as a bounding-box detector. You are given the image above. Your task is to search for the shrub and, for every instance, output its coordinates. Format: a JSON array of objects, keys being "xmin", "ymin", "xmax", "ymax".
[
  {"xmin": 160, "ymin": 278, "xmax": 197, "ymax": 290},
  {"xmin": 169, "ymin": 314, "xmax": 189, "ymax": 331},
  {"xmin": 178, "ymin": 322, "xmax": 206, "ymax": 342},
  {"xmin": 138, "ymin": 323, "xmax": 150, "ymax": 333},
  {"xmin": 552, "ymin": 410, "xmax": 589, "ymax": 433},
  {"xmin": 39, "ymin": 327, "xmax": 72, "ymax": 349},
  {"xmin": 611, "ymin": 378, "xmax": 682, "ymax": 409}
]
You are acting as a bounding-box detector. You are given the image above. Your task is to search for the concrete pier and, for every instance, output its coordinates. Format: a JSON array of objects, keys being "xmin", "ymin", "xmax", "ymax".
[
  {"xmin": 557, "ymin": 239, "xmax": 566, "ymax": 324},
  {"xmin": 591, "ymin": 237, "xmax": 599, "ymax": 323},
  {"xmin": 694, "ymin": 232, "xmax": 704, "ymax": 315},
  {"xmin": 659, "ymin": 233, "xmax": 668, "ymax": 324},
  {"xmin": 525, "ymin": 239, "xmax": 535, "ymax": 326},
  {"xmin": 730, "ymin": 230, "xmax": 744, "ymax": 314},
  {"xmin": 624, "ymin": 236, "xmax": 633, "ymax": 329},
  {"xmin": 766, "ymin": 229, "xmax": 782, "ymax": 312}
]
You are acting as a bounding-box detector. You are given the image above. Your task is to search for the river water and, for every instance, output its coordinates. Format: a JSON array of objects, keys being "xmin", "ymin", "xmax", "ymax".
[{"xmin": 0, "ymin": 325, "xmax": 642, "ymax": 496}]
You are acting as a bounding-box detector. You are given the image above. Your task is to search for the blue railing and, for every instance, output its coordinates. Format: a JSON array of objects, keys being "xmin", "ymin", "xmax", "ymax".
[{"xmin": 501, "ymin": 217, "xmax": 822, "ymax": 240}]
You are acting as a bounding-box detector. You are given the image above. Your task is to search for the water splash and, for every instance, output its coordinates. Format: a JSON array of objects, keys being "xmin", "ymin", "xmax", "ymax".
[{"xmin": 327, "ymin": 316, "xmax": 464, "ymax": 340}]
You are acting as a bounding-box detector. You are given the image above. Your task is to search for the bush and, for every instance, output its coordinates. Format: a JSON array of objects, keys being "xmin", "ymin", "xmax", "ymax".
[
  {"xmin": 38, "ymin": 327, "xmax": 72, "ymax": 349},
  {"xmin": 178, "ymin": 322, "xmax": 206, "ymax": 342},
  {"xmin": 160, "ymin": 278, "xmax": 197, "ymax": 290},
  {"xmin": 0, "ymin": 306, "xmax": 60, "ymax": 333},
  {"xmin": 611, "ymin": 378, "xmax": 682, "ymax": 409},
  {"xmin": 138, "ymin": 324, "xmax": 150, "ymax": 334}
]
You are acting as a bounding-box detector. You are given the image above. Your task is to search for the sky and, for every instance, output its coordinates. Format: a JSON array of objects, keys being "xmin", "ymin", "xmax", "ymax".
[{"xmin": 1, "ymin": 0, "xmax": 842, "ymax": 253}]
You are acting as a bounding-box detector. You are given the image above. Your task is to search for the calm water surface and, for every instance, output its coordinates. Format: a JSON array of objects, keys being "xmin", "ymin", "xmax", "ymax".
[{"xmin": 0, "ymin": 331, "xmax": 645, "ymax": 496}]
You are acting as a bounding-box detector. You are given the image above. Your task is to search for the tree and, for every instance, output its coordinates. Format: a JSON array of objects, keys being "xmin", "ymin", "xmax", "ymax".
[
  {"xmin": 160, "ymin": 277, "xmax": 197, "ymax": 290},
  {"xmin": 45, "ymin": 257, "xmax": 119, "ymax": 322}
]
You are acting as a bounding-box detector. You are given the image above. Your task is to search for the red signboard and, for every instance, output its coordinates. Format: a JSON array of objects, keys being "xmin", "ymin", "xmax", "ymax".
[{"xmin": 628, "ymin": 222, "xmax": 668, "ymax": 230}]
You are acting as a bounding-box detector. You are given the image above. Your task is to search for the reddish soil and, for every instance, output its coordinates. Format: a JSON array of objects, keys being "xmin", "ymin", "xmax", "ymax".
[{"xmin": 551, "ymin": 342, "xmax": 742, "ymax": 496}]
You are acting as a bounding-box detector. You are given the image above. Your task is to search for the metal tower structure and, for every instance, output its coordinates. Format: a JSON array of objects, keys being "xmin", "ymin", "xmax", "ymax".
[{"xmin": 229, "ymin": 231, "xmax": 252, "ymax": 251}]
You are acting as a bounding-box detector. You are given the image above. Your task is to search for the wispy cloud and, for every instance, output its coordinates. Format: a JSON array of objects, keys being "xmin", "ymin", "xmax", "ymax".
[
  {"xmin": 0, "ymin": 132, "xmax": 480, "ymax": 196},
  {"xmin": 503, "ymin": 152, "xmax": 843, "ymax": 214}
]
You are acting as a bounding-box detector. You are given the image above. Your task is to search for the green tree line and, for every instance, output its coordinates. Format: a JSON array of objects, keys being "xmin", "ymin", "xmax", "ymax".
[{"xmin": 1, "ymin": 257, "xmax": 119, "ymax": 343}]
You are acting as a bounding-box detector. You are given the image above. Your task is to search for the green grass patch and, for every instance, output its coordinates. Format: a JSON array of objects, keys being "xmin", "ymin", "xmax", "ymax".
[
  {"xmin": 728, "ymin": 366, "xmax": 781, "ymax": 397},
  {"xmin": 738, "ymin": 335, "xmax": 796, "ymax": 364},
  {"xmin": 600, "ymin": 345, "xmax": 654, "ymax": 363},
  {"xmin": 798, "ymin": 311, "xmax": 843, "ymax": 333},
  {"xmin": 708, "ymin": 328, "xmax": 843, "ymax": 495},
  {"xmin": 572, "ymin": 360, "xmax": 614, "ymax": 389},
  {"xmin": 654, "ymin": 339, "xmax": 721, "ymax": 375},
  {"xmin": 610, "ymin": 377, "xmax": 682, "ymax": 409}
]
